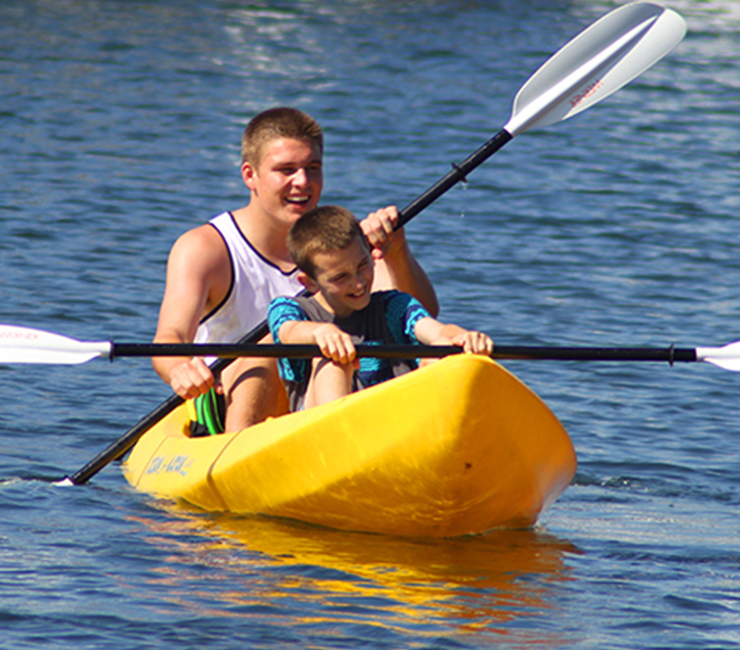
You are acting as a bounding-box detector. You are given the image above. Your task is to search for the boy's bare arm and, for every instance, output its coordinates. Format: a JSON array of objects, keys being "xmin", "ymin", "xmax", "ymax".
[
  {"xmin": 414, "ymin": 318, "xmax": 493, "ymax": 355},
  {"xmin": 278, "ymin": 321, "xmax": 356, "ymax": 365},
  {"xmin": 152, "ymin": 226, "xmax": 230, "ymax": 398}
]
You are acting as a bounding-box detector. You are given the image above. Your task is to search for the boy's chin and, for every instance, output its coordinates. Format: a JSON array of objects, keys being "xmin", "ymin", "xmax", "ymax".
[{"xmin": 346, "ymin": 294, "xmax": 371, "ymax": 310}]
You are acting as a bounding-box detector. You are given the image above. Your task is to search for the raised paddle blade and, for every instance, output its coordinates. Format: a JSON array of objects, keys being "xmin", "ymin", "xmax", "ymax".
[
  {"xmin": 398, "ymin": 4, "xmax": 686, "ymax": 229},
  {"xmin": 0, "ymin": 325, "xmax": 111, "ymax": 365},
  {"xmin": 695, "ymin": 341, "xmax": 740, "ymax": 372},
  {"xmin": 505, "ymin": 2, "xmax": 686, "ymax": 136}
]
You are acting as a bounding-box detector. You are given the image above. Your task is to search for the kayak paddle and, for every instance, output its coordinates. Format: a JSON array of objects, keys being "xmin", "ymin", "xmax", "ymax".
[
  {"xmin": 396, "ymin": 1, "xmax": 686, "ymax": 227},
  {"xmin": 34, "ymin": 2, "xmax": 685, "ymax": 484},
  {"xmin": 5, "ymin": 325, "xmax": 739, "ymax": 372}
]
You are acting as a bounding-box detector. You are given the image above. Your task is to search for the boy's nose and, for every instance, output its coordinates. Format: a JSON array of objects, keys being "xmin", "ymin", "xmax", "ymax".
[{"xmin": 292, "ymin": 168, "xmax": 308, "ymax": 186}]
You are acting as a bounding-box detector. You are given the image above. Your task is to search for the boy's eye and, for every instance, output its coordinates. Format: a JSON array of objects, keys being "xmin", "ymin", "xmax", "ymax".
[{"xmin": 277, "ymin": 164, "xmax": 320, "ymax": 175}]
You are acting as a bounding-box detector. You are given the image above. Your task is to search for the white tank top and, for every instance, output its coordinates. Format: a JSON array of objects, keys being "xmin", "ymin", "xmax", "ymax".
[{"xmin": 194, "ymin": 212, "xmax": 302, "ymax": 344}]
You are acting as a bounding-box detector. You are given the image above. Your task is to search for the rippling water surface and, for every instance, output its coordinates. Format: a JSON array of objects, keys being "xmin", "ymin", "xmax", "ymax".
[{"xmin": 2, "ymin": 1, "xmax": 739, "ymax": 648}]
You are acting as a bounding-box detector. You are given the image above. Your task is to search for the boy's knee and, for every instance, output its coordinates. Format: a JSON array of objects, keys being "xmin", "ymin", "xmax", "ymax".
[
  {"xmin": 220, "ymin": 357, "xmax": 288, "ymax": 430},
  {"xmin": 222, "ymin": 356, "xmax": 279, "ymax": 390},
  {"xmin": 312, "ymin": 357, "xmax": 354, "ymax": 377},
  {"xmin": 221, "ymin": 357, "xmax": 283, "ymax": 412}
]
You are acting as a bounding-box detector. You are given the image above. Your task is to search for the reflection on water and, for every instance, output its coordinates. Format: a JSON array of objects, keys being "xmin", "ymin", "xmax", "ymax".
[{"xmin": 128, "ymin": 504, "xmax": 580, "ymax": 644}]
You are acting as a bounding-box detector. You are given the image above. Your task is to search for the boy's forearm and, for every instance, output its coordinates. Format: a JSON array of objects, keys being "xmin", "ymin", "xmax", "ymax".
[
  {"xmin": 433, "ymin": 323, "xmax": 468, "ymax": 343},
  {"xmin": 279, "ymin": 320, "xmax": 357, "ymax": 364},
  {"xmin": 416, "ymin": 320, "xmax": 493, "ymax": 356},
  {"xmin": 415, "ymin": 318, "xmax": 464, "ymax": 345},
  {"xmin": 152, "ymin": 354, "xmax": 188, "ymax": 384},
  {"xmin": 277, "ymin": 320, "xmax": 322, "ymax": 344},
  {"xmin": 151, "ymin": 328, "xmax": 193, "ymax": 384}
]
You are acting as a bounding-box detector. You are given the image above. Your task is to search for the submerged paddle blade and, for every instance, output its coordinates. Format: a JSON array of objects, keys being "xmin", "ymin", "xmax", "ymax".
[
  {"xmin": 0, "ymin": 325, "xmax": 111, "ymax": 365},
  {"xmin": 506, "ymin": 2, "xmax": 686, "ymax": 136},
  {"xmin": 696, "ymin": 341, "xmax": 740, "ymax": 372}
]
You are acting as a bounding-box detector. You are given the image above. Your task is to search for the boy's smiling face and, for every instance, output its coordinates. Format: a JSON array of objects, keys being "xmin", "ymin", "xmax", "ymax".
[
  {"xmin": 243, "ymin": 137, "xmax": 323, "ymax": 230},
  {"xmin": 299, "ymin": 236, "xmax": 374, "ymax": 317}
]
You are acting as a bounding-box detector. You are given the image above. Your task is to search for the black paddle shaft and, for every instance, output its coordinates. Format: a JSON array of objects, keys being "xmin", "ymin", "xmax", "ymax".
[
  {"xmin": 489, "ymin": 345, "xmax": 698, "ymax": 364},
  {"xmin": 108, "ymin": 342, "xmax": 699, "ymax": 364},
  {"xmin": 397, "ymin": 130, "xmax": 513, "ymax": 228}
]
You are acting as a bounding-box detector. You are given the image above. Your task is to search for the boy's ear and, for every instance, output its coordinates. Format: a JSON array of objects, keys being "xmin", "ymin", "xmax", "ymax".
[
  {"xmin": 297, "ymin": 271, "xmax": 319, "ymax": 294},
  {"xmin": 241, "ymin": 161, "xmax": 257, "ymax": 191}
]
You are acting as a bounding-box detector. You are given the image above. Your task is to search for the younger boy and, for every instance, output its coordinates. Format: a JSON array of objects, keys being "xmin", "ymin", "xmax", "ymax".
[{"xmin": 267, "ymin": 205, "xmax": 493, "ymax": 411}]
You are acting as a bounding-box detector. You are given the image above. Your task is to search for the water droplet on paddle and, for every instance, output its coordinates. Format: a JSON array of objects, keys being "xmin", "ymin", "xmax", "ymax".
[{"xmin": 459, "ymin": 180, "xmax": 468, "ymax": 218}]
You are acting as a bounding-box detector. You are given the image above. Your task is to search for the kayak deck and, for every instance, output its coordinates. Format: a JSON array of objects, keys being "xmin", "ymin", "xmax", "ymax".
[{"xmin": 123, "ymin": 355, "xmax": 576, "ymax": 537}]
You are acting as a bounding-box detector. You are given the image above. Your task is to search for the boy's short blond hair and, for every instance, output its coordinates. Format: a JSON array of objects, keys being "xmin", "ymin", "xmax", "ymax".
[
  {"xmin": 241, "ymin": 107, "xmax": 323, "ymax": 167},
  {"xmin": 288, "ymin": 205, "xmax": 366, "ymax": 279}
]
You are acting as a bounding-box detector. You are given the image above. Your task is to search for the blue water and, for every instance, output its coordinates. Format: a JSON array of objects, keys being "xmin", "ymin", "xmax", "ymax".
[{"xmin": 2, "ymin": 1, "xmax": 740, "ymax": 647}]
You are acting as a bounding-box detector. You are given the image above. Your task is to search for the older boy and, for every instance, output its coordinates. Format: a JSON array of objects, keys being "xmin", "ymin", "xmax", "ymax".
[
  {"xmin": 268, "ymin": 205, "xmax": 493, "ymax": 411},
  {"xmin": 152, "ymin": 108, "xmax": 438, "ymax": 433}
]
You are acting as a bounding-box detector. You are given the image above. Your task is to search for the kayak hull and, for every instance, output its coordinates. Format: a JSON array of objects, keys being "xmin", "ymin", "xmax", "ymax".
[{"xmin": 123, "ymin": 355, "xmax": 576, "ymax": 537}]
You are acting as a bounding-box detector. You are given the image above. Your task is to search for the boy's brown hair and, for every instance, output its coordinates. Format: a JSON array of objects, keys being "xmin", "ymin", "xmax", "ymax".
[
  {"xmin": 288, "ymin": 205, "xmax": 366, "ymax": 279},
  {"xmin": 241, "ymin": 107, "xmax": 323, "ymax": 166}
]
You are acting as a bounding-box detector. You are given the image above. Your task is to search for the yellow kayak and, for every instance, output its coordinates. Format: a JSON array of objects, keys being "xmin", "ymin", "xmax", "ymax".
[{"xmin": 123, "ymin": 355, "xmax": 576, "ymax": 537}]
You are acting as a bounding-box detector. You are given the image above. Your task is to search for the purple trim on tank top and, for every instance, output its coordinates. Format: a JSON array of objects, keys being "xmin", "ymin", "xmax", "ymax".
[
  {"xmin": 229, "ymin": 213, "xmax": 298, "ymax": 277},
  {"xmin": 199, "ymin": 220, "xmax": 235, "ymax": 325}
]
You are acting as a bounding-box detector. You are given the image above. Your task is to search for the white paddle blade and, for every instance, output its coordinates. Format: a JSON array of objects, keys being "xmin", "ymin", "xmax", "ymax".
[
  {"xmin": 696, "ymin": 341, "xmax": 740, "ymax": 372},
  {"xmin": 505, "ymin": 2, "xmax": 686, "ymax": 136},
  {"xmin": 0, "ymin": 325, "xmax": 111, "ymax": 365}
]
